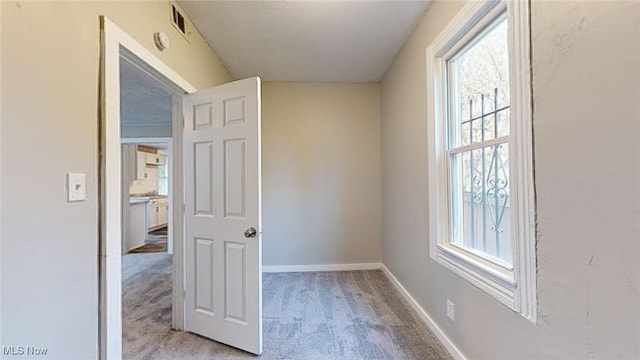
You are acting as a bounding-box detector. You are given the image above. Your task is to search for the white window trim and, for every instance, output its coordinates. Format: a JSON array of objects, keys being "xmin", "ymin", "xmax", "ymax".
[{"xmin": 426, "ymin": 0, "xmax": 536, "ymax": 321}]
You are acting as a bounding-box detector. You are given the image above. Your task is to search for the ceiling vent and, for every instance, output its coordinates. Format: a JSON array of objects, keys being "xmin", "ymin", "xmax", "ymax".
[{"xmin": 171, "ymin": 3, "xmax": 190, "ymax": 42}]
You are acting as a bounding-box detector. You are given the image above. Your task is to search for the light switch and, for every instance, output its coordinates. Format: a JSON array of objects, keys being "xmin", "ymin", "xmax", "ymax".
[{"xmin": 67, "ymin": 173, "xmax": 86, "ymax": 202}]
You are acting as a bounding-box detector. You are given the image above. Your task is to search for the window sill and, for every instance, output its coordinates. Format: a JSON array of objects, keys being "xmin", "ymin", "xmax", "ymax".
[{"xmin": 435, "ymin": 243, "xmax": 517, "ymax": 309}]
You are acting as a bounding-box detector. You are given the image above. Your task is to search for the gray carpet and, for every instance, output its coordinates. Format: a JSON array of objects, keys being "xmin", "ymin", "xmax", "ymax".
[{"xmin": 122, "ymin": 253, "xmax": 452, "ymax": 360}]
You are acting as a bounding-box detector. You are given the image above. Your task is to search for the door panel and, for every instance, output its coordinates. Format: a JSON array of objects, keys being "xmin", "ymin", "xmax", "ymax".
[
  {"xmin": 194, "ymin": 102, "xmax": 214, "ymax": 129},
  {"xmin": 224, "ymin": 138, "xmax": 247, "ymax": 219},
  {"xmin": 195, "ymin": 238, "xmax": 216, "ymax": 315},
  {"xmin": 224, "ymin": 241, "xmax": 247, "ymax": 324},
  {"xmin": 183, "ymin": 77, "xmax": 262, "ymax": 355},
  {"xmin": 194, "ymin": 141, "xmax": 215, "ymax": 216},
  {"xmin": 224, "ymin": 97, "xmax": 246, "ymax": 127}
]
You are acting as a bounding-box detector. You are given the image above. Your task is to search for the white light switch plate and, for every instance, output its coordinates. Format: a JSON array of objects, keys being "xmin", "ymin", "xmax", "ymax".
[{"xmin": 67, "ymin": 173, "xmax": 86, "ymax": 202}]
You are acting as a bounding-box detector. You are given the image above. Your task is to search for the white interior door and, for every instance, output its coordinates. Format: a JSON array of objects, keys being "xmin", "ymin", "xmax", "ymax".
[{"xmin": 183, "ymin": 77, "xmax": 262, "ymax": 355}]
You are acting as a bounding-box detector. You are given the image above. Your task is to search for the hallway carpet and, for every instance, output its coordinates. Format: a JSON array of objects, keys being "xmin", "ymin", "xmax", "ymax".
[{"xmin": 122, "ymin": 253, "xmax": 452, "ymax": 360}]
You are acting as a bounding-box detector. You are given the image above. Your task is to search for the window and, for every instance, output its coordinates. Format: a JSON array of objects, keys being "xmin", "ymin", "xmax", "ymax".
[
  {"xmin": 158, "ymin": 158, "xmax": 169, "ymax": 196},
  {"xmin": 449, "ymin": 15, "xmax": 512, "ymax": 266},
  {"xmin": 427, "ymin": 0, "xmax": 536, "ymax": 320}
]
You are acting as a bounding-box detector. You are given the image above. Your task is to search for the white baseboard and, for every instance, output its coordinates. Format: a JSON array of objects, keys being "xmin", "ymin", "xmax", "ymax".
[
  {"xmin": 381, "ymin": 264, "xmax": 467, "ymax": 360},
  {"xmin": 262, "ymin": 262, "xmax": 382, "ymax": 273}
]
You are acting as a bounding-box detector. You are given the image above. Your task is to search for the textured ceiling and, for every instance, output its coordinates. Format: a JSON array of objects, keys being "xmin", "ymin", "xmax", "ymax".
[
  {"xmin": 120, "ymin": 59, "xmax": 173, "ymax": 126},
  {"xmin": 178, "ymin": 1, "xmax": 433, "ymax": 82}
]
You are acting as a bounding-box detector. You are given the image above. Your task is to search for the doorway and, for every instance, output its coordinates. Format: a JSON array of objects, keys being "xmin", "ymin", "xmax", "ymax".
[
  {"xmin": 101, "ymin": 17, "xmax": 263, "ymax": 358},
  {"xmin": 99, "ymin": 16, "xmax": 196, "ymax": 359}
]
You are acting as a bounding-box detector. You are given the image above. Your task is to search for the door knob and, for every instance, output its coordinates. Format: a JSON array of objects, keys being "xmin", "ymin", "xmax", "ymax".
[{"xmin": 244, "ymin": 227, "xmax": 257, "ymax": 238}]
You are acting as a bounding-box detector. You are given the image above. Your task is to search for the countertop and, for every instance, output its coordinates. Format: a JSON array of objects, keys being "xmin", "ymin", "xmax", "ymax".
[{"xmin": 129, "ymin": 195, "xmax": 168, "ymax": 204}]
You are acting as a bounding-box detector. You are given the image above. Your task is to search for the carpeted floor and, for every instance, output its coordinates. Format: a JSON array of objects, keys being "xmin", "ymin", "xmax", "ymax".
[{"xmin": 122, "ymin": 253, "xmax": 452, "ymax": 360}]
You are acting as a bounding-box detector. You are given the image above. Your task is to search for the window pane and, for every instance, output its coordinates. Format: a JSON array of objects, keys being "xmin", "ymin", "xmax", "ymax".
[
  {"xmin": 446, "ymin": 14, "xmax": 512, "ymax": 266},
  {"xmin": 158, "ymin": 178, "xmax": 169, "ymax": 196},
  {"xmin": 158, "ymin": 163, "xmax": 169, "ymax": 196},
  {"xmin": 450, "ymin": 142, "xmax": 512, "ymax": 266},
  {"xmin": 450, "ymin": 16, "xmax": 510, "ymax": 147},
  {"xmin": 497, "ymin": 108, "xmax": 510, "ymax": 138}
]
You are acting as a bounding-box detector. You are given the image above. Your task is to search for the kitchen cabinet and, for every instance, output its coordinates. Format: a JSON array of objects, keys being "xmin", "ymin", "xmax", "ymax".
[
  {"xmin": 146, "ymin": 153, "xmax": 166, "ymax": 166},
  {"xmin": 157, "ymin": 203, "xmax": 168, "ymax": 226},
  {"xmin": 147, "ymin": 197, "xmax": 168, "ymax": 230},
  {"xmin": 136, "ymin": 151, "xmax": 150, "ymax": 180},
  {"xmin": 127, "ymin": 201, "xmax": 147, "ymax": 251},
  {"xmin": 145, "ymin": 166, "xmax": 158, "ymax": 183},
  {"xmin": 136, "ymin": 151, "xmax": 161, "ymax": 181}
]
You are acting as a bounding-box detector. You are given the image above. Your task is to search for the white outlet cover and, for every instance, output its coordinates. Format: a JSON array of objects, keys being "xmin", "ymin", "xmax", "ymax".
[
  {"xmin": 446, "ymin": 299, "xmax": 455, "ymax": 322},
  {"xmin": 67, "ymin": 173, "xmax": 86, "ymax": 202}
]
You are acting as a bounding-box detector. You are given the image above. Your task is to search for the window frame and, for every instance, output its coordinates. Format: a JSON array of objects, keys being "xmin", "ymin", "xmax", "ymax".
[{"xmin": 426, "ymin": 0, "xmax": 536, "ymax": 321}]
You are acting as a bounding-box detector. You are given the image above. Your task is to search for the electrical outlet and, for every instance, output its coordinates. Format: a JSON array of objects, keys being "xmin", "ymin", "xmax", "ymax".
[{"xmin": 446, "ymin": 299, "xmax": 455, "ymax": 322}]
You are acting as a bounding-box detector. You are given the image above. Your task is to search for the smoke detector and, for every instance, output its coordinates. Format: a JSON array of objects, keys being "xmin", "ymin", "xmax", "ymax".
[{"xmin": 154, "ymin": 31, "xmax": 170, "ymax": 51}]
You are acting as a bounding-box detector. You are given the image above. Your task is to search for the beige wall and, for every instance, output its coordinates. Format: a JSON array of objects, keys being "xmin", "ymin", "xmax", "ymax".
[
  {"xmin": 262, "ymin": 82, "xmax": 381, "ymax": 266},
  {"xmin": 381, "ymin": 1, "xmax": 639, "ymax": 359},
  {"xmin": 0, "ymin": 1, "xmax": 231, "ymax": 358}
]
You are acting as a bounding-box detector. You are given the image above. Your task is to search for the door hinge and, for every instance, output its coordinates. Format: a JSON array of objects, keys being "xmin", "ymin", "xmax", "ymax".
[{"xmin": 182, "ymin": 116, "xmax": 185, "ymax": 129}]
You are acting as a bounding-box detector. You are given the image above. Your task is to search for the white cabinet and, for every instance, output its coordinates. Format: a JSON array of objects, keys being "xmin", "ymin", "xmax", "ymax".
[
  {"xmin": 146, "ymin": 153, "xmax": 166, "ymax": 166},
  {"xmin": 127, "ymin": 202, "xmax": 147, "ymax": 251},
  {"xmin": 147, "ymin": 198, "xmax": 168, "ymax": 230},
  {"xmin": 148, "ymin": 201, "xmax": 159, "ymax": 228},
  {"xmin": 136, "ymin": 151, "xmax": 150, "ymax": 180},
  {"xmin": 136, "ymin": 151, "xmax": 162, "ymax": 181},
  {"xmin": 145, "ymin": 166, "xmax": 158, "ymax": 183},
  {"xmin": 158, "ymin": 203, "xmax": 168, "ymax": 226}
]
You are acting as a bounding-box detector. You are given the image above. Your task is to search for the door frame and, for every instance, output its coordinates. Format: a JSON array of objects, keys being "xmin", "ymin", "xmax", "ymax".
[{"xmin": 99, "ymin": 16, "xmax": 196, "ymax": 359}]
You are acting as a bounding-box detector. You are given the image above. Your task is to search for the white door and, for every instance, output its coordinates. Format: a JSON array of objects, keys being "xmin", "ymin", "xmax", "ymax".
[{"xmin": 183, "ymin": 77, "xmax": 262, "ymax": 355}]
